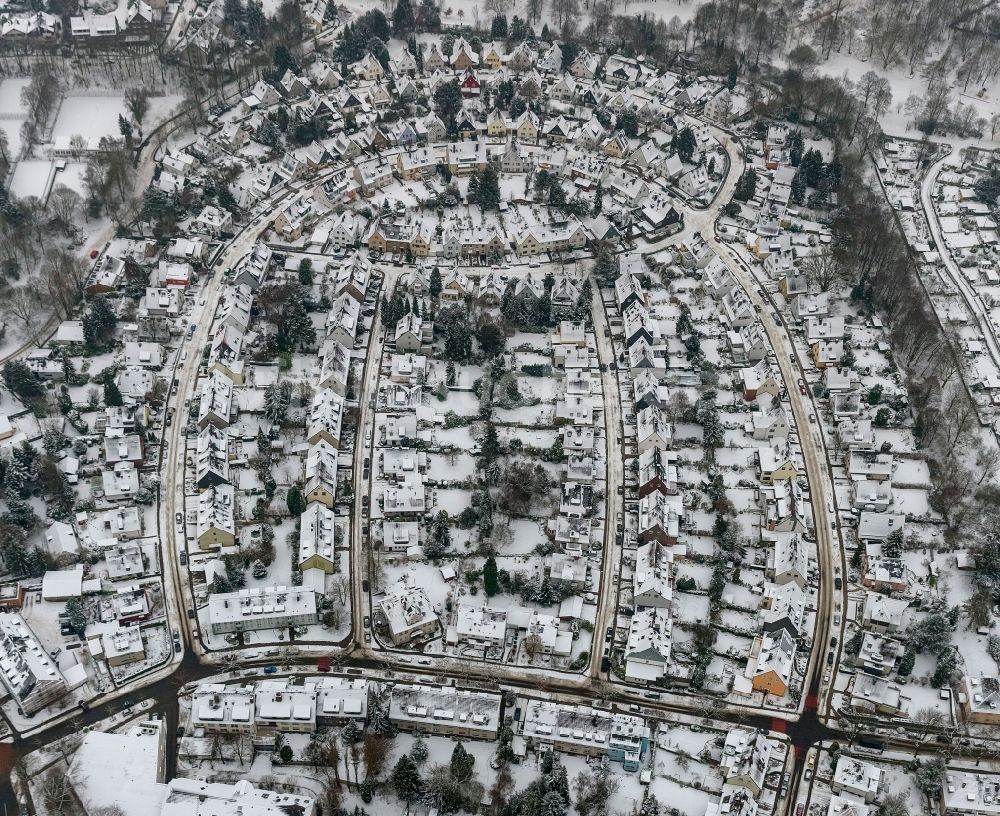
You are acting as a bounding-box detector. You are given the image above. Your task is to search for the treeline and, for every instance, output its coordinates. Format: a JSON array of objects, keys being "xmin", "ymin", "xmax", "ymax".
[
  {"xmin": 735, "ymin": 27, "xmax": 994, "ymax": 533},
  {"xmin": 829, "ymin": 147, "xmax": 983, "ymax": 528},
  {"xmin": 682, "ymin": 0, "xmax": 1000, "ymax": 94}
]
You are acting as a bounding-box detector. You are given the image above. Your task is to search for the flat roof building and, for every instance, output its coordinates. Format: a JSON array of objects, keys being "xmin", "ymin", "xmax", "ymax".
[
  {"xmin": 0, "ymin": 613, "xmax": 69, "ymax": 714},
  {"xmin": 162, "ymin": 779, "xmax": 315, "ymax": 816},
  {"xmin": 518, "ymin": 699, "xmax": 650, "ymax": 772},
  {"xmin": 208, "ymin": 587, "xmax": 318, "ymax": 635},
  {"xmin": 389, "ymin": 683, "xmax": 501, "ymax": 740}
]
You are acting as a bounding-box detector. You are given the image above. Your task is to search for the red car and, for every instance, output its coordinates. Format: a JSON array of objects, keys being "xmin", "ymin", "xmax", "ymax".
[
  {"xmin": 798, "ymin": 381, "xmax": 807, "ymax": 395},
  {"xmin": 90, "ymin": 249, "xmax": 99, "ymax": 259}
]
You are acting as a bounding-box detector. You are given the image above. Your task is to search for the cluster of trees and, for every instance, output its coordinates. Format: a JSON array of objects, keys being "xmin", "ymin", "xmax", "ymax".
[
  {"xmin": 0, "ymin": 441, "xmax": 48, "ymax": 577},
  {"xmin": 680, "ymin": 0, "xmax": 1000, "ymax": 107},
  {"xmin": 18, "ymin": 65, "xmax": 60, "ymax": 155},
  {"xmin": 423, "ymin": 509, "xmax": 453, "ymax": 560},
  {"xmin": 732, "ymin": 167, "xmax": 758, "ymax": 202},
  {"xmin": 82, "ymin": 295, "xmax": 118, "ymax": 351},
  {"xmin": 390, "ymin": 740, "xmax": 483, "ymax": 813},
  {"xmin": 221, "ymin": 0, "xmax": 270, "ymax": 43},
  {"xmin": 974, "ymin": 169, "xmax": 1000, "ymax": 205},
  {"xmin": 497, "ymin": 750, "xmax": 571, "ymax": 816},
  {"xmin": 264, "ymin": 380, "xmax": 293, "ymax": 425},
  {"xmin": 250, "ymin": 427, "xmax": 279, "ymax": 510},
  {"xmin": 437, "ymin": 306, "xmax": 475, "ymax": 361},
  {"xmin": 914, "ymin": 77, "xmax": 998, "ymax": 138},
  {"xmin": 696, "ymin": 393, "xmax": 724, "ymax": 454},
  {"xmin": 433, "ymin": 79, "xmax": 464, "ymax": 129},
  {"xmin": 494, "ymin": 460, "xmax": 551, "ymax": 515},
  {"xmin": 82, "ymin": 138, "xmax": 135, "ymax": 221},
  {"xmin": 592, "ymin": 245, "xmax": 617, "ymax": 287},
  {"xmin": 209, "ymin": 552, "xmax": 251, "ymax": 595},
  {"xmin": 968, "ymin": 517, "xmax": 1000, "ymax": 631},
  {"xmin": 467, "ymin": 167, "xmax": 502, "ymax": 211},
  {"xmin": 508, "ymin": 569, "xmax": 575, "ymax": 607},
  {"xmin": 332, "ymin": 9, "xmax": 392, "ymax": 67},
  {"xmin": 40, "ymin": 429, "xmax": 80, "ymax": 521},
  {"xmin": 500, "ymin": 278, "xmax": 552, "ymax": 331},
  {"xmin": 789, "ymin": 148, "xmax": 842, "ymax": 209},
  {"xmin": 673, "ymin": 127, "xmax": 696, "ymax": 164},
  {"xmin": 3, "ymin": 360, "xmax": 43, "ymax": 405},
  {"xmin": 0, "ymin": 188, "xmax": 89, "ymax": 332},
  {"xmin": 257, "ymin": 283, "xmax": 316, "ymax": 353},
  {"xmin": 489, "ymin": 14, "xmax": 534, "ymax": 43},
  {"xmin": 900, "ymin": 610, "xmax": 955, "ymax": 686},
  {"xmin": 531, "ymin": 170, "xmax": 592, "ymax": 219},
  {"xmin": 676, "ymin": 304, "xmax": 703, "ymax": 363},
  {"xmin": 390, "ymin": 0, "xmax": 442, "ymax": 36}
]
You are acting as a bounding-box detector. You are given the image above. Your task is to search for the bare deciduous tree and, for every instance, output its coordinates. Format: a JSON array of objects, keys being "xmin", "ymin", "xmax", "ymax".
[
  {"xmin": 1, "ymin": 282, "xmax": 42, "ymax": 333},
  {"xmin": 40, "ymin": 768, "xmax": 75, "ymax": 815},
  {"xmin": 48, "ymin": 186, "xmax": 82, "ymax": 230},
  {"xmin": 800, "ymin": 251, "xmax": 843, "ymax": 292}
]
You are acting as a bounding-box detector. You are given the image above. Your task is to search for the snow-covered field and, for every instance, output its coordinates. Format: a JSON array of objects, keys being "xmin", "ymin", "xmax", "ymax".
[
  {"xmin": 52, "ymin": 95, "xmax": 129, "ymax": 149},
  {"xmin": 9, "ymin": 158, "xmax": 54, "ymax": 199}
]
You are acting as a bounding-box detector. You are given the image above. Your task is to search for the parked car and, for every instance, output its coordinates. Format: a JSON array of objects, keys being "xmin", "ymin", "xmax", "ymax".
[{"xmin": 263, "ymin": 666, "xmax": 278, "ymax": 674}]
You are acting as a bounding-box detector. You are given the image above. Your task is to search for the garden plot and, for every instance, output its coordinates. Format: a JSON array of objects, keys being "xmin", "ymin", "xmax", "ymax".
[
  {"xmin": 436, "ymin": 425, "xmax": 475, "ymax": 450},
  {"xmin": 426, "ymin": 452, "xmax": 477, "ymax": 482},
  {"xmin": 673, "ymin": 589, "xmax": 712, "ymax": 625}
]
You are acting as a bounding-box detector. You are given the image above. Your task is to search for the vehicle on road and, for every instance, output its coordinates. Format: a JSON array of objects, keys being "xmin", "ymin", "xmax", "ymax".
[
  {"xmin": 263, "ymin": 666, "xmax": 278, "ymax": 674},
  {"xmin": 364, "ymin": 615, "xmax": 371, "ymax": 629},
  {"xmin": 835, "ymin": 577, "xmax": 842, "ymax": 590},
  {"xmin": 187, "ymin": 608, "xmax": 195, "ymax": 619}
]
